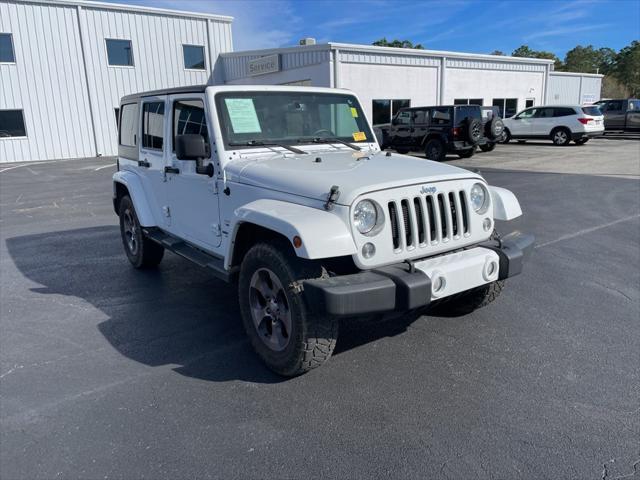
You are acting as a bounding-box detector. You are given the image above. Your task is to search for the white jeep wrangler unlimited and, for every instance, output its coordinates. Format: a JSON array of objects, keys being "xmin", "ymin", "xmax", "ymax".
[{"xmin": 113, "ymin": 85, "xmax": 533, "ymax": 376}]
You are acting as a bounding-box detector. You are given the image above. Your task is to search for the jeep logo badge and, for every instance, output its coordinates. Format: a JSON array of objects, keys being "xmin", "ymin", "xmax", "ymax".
[{"xmin": 420, "ymin": 186, "xmax": 437, "ymax": 194}]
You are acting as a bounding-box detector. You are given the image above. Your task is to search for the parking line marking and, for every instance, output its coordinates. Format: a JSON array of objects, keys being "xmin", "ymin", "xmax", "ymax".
[
  {"xmin": 94, "ymin": 163, "xmax": 116, "ymax": 171},
  {"xmin": 536, "ymin": 214, "xmax": 639, "ymax": 249}
]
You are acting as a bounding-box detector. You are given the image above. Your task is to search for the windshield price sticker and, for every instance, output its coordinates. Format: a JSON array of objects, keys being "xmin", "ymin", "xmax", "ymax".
[
  {"xmin": 225, "ymin": 98, "xmax": 262, "ymax": 133},
  {"xmin": 352, "ymin": 131, "xmax": 366, "ymax": 141},
  {"xmin": 350, "ymin": 107, "xmax": 358, "ymax": 118}
]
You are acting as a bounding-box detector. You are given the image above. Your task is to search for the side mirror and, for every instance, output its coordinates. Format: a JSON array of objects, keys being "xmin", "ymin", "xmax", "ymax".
[{"xmin": 176, "ymin": 134, "xmax": 207, "ymax": 160}]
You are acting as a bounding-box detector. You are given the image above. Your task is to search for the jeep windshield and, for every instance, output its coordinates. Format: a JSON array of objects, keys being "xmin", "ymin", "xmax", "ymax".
[{"xmin": 216, "ymin": 91, "xmax": 374, "ymax": 151}]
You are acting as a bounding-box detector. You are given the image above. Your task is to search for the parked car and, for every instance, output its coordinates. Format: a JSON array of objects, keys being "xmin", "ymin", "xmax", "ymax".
[
  {"xmin": 592, "ymin": 99, "xmax": 640, "ymax": 132},
  {"xmin": 113, "ymin": 85, "xmax": 533, "ymax": 376},
  {"xmin": 376, "ymin": 105, "xmax": 503, "ymax": 161},
  {"xmin": 502, "ymin": 105, "xmax": 604, "ymax": 145}
]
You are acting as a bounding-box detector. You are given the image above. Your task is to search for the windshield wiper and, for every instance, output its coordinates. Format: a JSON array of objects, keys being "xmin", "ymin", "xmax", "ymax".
[
  {"xmin": 298, "ymin": 137, "xmax": 362, "ymax": 151},
  {"xmin": 229, "ymin": 140, "xmax": 306, "ymax": 155}
]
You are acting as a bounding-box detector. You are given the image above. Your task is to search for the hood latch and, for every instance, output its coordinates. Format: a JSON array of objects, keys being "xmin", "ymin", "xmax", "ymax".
[{"xmin": 324, "ymin": 185, "xmax": 340, "ymax": 211}]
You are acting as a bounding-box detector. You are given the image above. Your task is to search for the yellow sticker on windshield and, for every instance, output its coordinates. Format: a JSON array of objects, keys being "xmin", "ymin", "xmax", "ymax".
[
  {"xmin": 352, "ymin": 131, "xmax": 366, "ymax": 141},
  {"xmin": 350, "ymin": 107, "xmax": 358, "ymax": 118}
]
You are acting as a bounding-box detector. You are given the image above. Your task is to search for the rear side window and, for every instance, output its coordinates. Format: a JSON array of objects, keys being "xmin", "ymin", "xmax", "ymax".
[
  {"xmin": 455, "ymin": 106, "xmax": 481, "ymax": 125},
  {"xmin": 607, "ymin": 100, "xmax": 624, "ymax": 111},
  {"xmin": 553, "ymin": 107, "xmax": 576, "ymax": 117},
  {"xmin": 414, "ymin": 110, "xmax": 428, "ymax": 125},
  {"xmin": 142, "ymin": 102, "xmax": 165, "ymax": 150},
  {"xmin": 119, "ymin": 103, "xmax": 138, "ymax": 147},
  {"xmin": 582, "ymin": 106, "xmax": 602, "ymax": 116},
  {"xmin": 173, "ymin": 99, "xmax": 210, "ymax": 155},
  {"xmin": 431, "ymin": 108, "xmax": 451, "ymax": 125}
]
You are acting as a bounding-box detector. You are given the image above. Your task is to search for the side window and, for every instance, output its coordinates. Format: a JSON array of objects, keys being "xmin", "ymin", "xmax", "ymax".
[
  {"xmin": 0, "ymin": 109, "xmax": 27, "ymax": 137},
  {"xmin": 395, "ymin": 110, "xmax": 412, "ymax": 125},
  {"xmin": 106, "ymin": 39, "xmax": 134, "ymax": 66},
  {"xmin": 119, "ymin": 103, "xmax": 138, "ymax": 147},
  {"xmin": 183, "ymin": 45, "xmax": 206, "ymax": 70},
  {"xmin": 372, "ymin": 99, "xmax": 391, "ymax": 125},
  {"xmin": 431, "ymin": 108, "xmax": 451, "ymax": 125},
  {"xmin": 629, "ymin": 100, "xmax": 640, "ymax": 110},
  {"xmin": 534, "ymin": 108, "xmax": 553, "ymax": 118},
  {"xmin": 504, "ymin": 99, "xmax": 518, "ymax": 117},
  {"xmin": 517, "ymin": 108, "xmax": 537, "ymax": 119},
  {"xmin": 0, "ymin": 33, "xmax": 16, "ymax": 63},
  {"xmin": 608, "ymin": 100, "xmax": 623, "ymax": 111},
  {"xmin": 392, "ymin": 99, "xmax": 410, "ymax": 116},
  {"xmin": 554, "ymin": 107, "xmax": 576, "ymax": 117},
  {"xmin": 142, "ymin": 101, "xmax": 165, "ymax": 150},
  {"xmin": 414, "ymin": 110, "xmax": 428, "ymax": 125},
  {"xmin": 173, "ymin": 99, "xmax": 210, "ymax": 156}
]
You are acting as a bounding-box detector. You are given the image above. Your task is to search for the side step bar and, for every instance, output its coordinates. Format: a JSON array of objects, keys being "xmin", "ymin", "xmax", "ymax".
[{"xmin": 143, "ymin": 227, "xmax": 234, "ymax": 283}]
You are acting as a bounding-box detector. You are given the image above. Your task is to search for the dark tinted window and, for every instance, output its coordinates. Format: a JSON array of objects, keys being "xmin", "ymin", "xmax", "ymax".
[
  {"xmin": 582, "ymin": 106, "xmax": 602, "ymax": 116},
  {"xmin": 372, "ymin": 99, "xmax": 391, "ymax": 125},
  {"xmin": 142, "ymin": 102, "xmax": 165, "ymax": 150},
  {"xmin": 607, "ymin": 100, "xmax": 624, "ymax": 111},
  {"xmin": 173, "ymin": 99, "xmax": 209, "ymax": 154},
  {"xmin": 525, "ymin": 99, "xmax": 534, "ymax": 108},
  {"xmin": 0, "ymin": 110, "xmax": 26, "ymax": 137},
  {"xmin": 394, "ymin": 110, "xmax": 412, "ymax": 125},
  {"xmin": 392, "ymin": 99, "xmax": 410, "ymax": 115},
  {"xmin": 183, "ymin": 45, "xmax": 205, "ymax": 70},
  {"xmin": 516, "ymin": 108, "xmax": 537, "ymax": 119},
  {"xmin": 454, "ymin": 99, "xmax": 467, "ymax": 105},
  {"xmin": 455, "ymin": 106, "xmax": 481, "ymax": 124},
  {"xmin": 0, "ymin": 33, "xmax": 15, "ymax": 63},
  {"xmin": 106, "ymin": 39, "xmax": 133, "ymax": 66},
  {"xmin": 119, "ymin": 103, "xmax": 138, "ymax": 147},
  {"xmin": 414, "ymin": 110, "xmax": 428, "ymax": 124},
  {"xmin": 114, "ymin": 108, "xmax": 120, "ymax": 127},
  {"xmin": 431, "ymin": 107, "xmax": 451, "ymax": 125},
  {"xmin": 553, "ymin": 107, "xmax": 576, "ymax": 117},
  {"xmin": 469, "ymin": 99, "xmax": 483, "ymax": 106},
  {"xmin": 505, "ymin": 98, "xmax": 518, "ymax": 117}
]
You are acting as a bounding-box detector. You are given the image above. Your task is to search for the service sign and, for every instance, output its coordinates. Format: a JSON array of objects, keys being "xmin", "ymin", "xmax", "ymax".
[{"xmin": 248, "ymin": 54, "xmax": 280, "ymax": 76}]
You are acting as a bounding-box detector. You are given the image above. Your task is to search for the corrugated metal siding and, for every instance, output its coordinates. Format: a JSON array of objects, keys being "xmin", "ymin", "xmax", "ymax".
[
  {"xmin": 0, "ymin": 0, "xmax": 233, "ymax": 162},
  {"xmin": 222, "ymin": 49, "xmax": 330, "ymax": 81},
  {"xmin": 338, "ymin": 49, "xmax": 440, "ymax": 67},
  {"xmin": 446, "ymin": 58, "xmax": 547, "ymax": 72},
  {"xmin": 580, "ymin": 76, "xmax": 602, "ymax": 102},
  {"xmin": 0, "ymin": 1, "xmax": 94, "ymax": 162},
  {"xmin": 547, "ymin": 75, "xmax": 581, "ymax": 104},
  {"xmin": 79, "ymin": 6, "xmax": 232, "ymax": 156}
]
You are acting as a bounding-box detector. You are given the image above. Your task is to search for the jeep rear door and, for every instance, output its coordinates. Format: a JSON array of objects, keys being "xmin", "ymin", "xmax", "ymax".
[{"xmin": 389, "ymin": 110, "xmax": 413, "ymax": 148}]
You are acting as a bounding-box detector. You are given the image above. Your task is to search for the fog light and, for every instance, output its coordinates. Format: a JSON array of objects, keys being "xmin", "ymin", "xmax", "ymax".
[
  {"xmin": 483, "ymin": 218, "xmax": 492, "ymax": 231},
  {"xmin": 362, "ymin": 242, "xmax": 376, "ymax": 259},
  {"xmin": 432, "ymin": 275, "xmax": 446, "ymax": 294}
]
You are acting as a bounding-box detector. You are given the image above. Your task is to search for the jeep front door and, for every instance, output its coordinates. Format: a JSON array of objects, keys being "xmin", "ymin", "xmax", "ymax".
[
  {"xmin": 390, "ymin": 110, "xmax": 413, "ymax": 148},
  {"xmin": 164, "ymin": 95, "xmax": 221, "ymax": 251}
]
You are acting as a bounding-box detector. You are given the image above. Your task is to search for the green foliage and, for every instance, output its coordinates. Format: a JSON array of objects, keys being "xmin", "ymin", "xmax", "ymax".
[
  {"xmin": 561, "ymin": 45, "xmax": 616, "ymax": 74},
  {"xmin": 512, "ymin": 45, "xmax": 563, "ymax": 69},
  {"xmin": 490, "ymin": 50, "xmax": 505, "ymax": 56},
  {"xmin": 612, "ymin": 41, "xmax": 639, "ymax": 96},
  {"xmin": 372, "ymin": 37, "xmax": 424, "ymax": 49}
]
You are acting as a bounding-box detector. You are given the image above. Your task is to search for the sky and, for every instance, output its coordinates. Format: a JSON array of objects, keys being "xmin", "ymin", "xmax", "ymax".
[{"xmin": 118, "ymin": 0, "xmax": 640, "ymax": 58}]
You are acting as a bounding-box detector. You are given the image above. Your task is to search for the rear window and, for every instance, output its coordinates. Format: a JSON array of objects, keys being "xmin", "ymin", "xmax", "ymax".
[
  {"xmin": 119, "ymin": 103, "xmax": 138, "ymax": 147},
  {"xmin": 582, "ymin": 106, "xmax": 602, "ymax": 116}
]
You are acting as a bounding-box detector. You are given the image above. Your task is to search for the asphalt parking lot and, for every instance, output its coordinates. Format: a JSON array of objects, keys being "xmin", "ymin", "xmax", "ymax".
[{"xmin": 1, "ymin": 137, "xmax": 639, "ymax": 479}]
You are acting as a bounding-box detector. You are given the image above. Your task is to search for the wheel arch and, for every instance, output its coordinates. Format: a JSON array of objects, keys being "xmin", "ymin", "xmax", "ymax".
[
  {"xmin": 421, "ymin": 132, "xmax": 447, "ymax": 147},
  {"xmin": 112, "ymin": 170, "xmax": 156, "ymax": 226}
]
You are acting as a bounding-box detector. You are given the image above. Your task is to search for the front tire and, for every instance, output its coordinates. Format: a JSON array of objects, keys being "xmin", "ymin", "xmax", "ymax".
[
  {"xmin": 551, "ymin": 127, "xmax": 571, "ymax": 146},
  {"xmin": 238, "ymin": 240, "xmax": 338, "ymax": 376},
  {"xmin": 119, "ymin": 196, "xmax": 164, "ymax": 269},
  {"xmin": 479, "ymin": 142, "xmax": 496, "ymax": 152}
]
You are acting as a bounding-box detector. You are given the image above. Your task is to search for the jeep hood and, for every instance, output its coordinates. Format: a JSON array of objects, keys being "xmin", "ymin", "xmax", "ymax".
[{"xmin": 227, "ymin": 150, "xmax": 482, "ymax": 205}]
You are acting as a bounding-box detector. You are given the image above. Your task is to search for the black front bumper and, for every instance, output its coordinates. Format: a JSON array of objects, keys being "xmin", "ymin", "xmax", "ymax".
[{"xmin": 303, "ymin": 232, "xmax": 535, "ymax": 317}]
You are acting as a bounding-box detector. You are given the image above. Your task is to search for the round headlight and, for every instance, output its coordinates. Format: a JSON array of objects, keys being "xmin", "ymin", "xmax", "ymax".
[
  {"xmin": 470, "ymin": 183, "xmax": 490, "ymax": 214},
  {"xmin": 353, "ymin": 200, "xmax": 378, "ymax": 234}
]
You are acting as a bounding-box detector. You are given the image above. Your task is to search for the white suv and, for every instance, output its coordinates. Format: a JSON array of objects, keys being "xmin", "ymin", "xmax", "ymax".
[
  {"xmin": 502, "ymin": 105, "xmax": 604, "ymax": 145},
  {"xmin": 113, "ymin": 85, "xmax": 534, "ymax": 376}
]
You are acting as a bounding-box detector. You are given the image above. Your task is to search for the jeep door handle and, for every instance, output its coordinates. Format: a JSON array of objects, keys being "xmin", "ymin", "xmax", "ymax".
[
  {"xmin": 138, "ymin": 160, "xmax": 151, "ymax": 168},
  {"xmin": 164, "ymin": 166, "xmax": 180, "ymax": 174}
]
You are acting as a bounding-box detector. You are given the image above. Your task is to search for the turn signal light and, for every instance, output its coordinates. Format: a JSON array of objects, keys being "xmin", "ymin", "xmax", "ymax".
[{"xmin": 577, "ymin": 118, "xmax": 592, "ymax": 124}]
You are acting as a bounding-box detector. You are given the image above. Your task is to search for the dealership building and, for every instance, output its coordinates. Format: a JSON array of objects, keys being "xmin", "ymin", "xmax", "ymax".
[{"xmin": 0, "ymin": 0, "xmax": 603, "ymax": 163}]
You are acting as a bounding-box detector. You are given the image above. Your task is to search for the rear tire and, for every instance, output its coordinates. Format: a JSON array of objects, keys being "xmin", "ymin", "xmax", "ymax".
[
  {"xmin": 424, "ymin": 138, "xmax": 446, "ymax": 161},
  {"xmin": 551, "ymin": 127, "xmax": 571, "ymax": 146},
  {"xmin": 479, "ymin": 142, "xmax": 496, "ymax": 152},
  {"xmin": 394, "ymin": 147, "xmax": 410, "ymax": 154},
  {"xmin": 458, "ymin": 148, "xmax": 475, "ymax": 159},
  {"xmin": 500, "ymin": 129, "xmax": 511, "ymax": 144},
  {"xmin": 238, "ymin": 240, "xmax": 338, "ymax": 376},
  {"xmin": 575, "ymin": 138, "xmax": 589, "ymax": 145},
  {"xmin": 517, "ymin": 140, "xmax": 526, "ymax": 144},
  {"xmin": 118, "ymin": 196, "xmax": 164, "ymax": 269}
]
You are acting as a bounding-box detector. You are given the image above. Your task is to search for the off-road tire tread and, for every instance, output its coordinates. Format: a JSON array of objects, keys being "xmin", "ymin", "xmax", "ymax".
[
  {"xmin": 119, "ymin": 196, "xmax": 164, "ymax": 269},
  {"xmin": 239, "ymin": 240, "xmax": 338, "ymax": 376}
]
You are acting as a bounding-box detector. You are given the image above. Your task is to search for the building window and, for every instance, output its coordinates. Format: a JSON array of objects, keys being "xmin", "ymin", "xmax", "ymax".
[
  {"xmin": 119, "ymin": 103, "xmax": 138, "ymax": 147},
  {"xmin": 183, "ymin": 45, "xmax": 205, "ymax": 70},
  {"xmin": 0, "ymin": 33, "xmax": 15, "ymax": 63},
  {"xmin": 454, "ymin": 99, "xmax": 483, "ymax": 106},
  {"xmin": 173, "ymin": 99, "xmax": 209, "ymax": 154},
  {"xmin": 0, "ymin": 109, "xmax": 27, "ymax": 137},
  {"xmin": 106, "ymin": 39, "xmax": 134, "ymax": 66},
  {"xmin": 372, "ymin": 99, "xmax": 410, "ymax": 125},
  {"xmin": 142, "ymin": 102, "xmax": 165, "ymax": 150},
  {"xmin": 492, "ymin": 98, "xmax": 518, "ymax": 118},
  {"xmin": 525, "ymin": 99, "xmax": 534, "ymax": 108}
]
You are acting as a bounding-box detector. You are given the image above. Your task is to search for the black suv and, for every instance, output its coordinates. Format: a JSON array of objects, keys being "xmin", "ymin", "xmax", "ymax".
[{"xmin": 376, "ymin": 105, "xmax": 504, "ymax": 161}]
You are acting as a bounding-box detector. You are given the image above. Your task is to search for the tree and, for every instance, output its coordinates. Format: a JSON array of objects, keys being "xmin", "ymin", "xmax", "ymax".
[
  {"xmin": 490, "ymin": 50, "xmax": 505, "ymax": 56},
  {"xmin": 612, "ymin": 40, "xmax": 640, "ymax": 96},
  {"xmin": 512, "ymin": 45, "xmax": 563, "ymax": 69},
  {"xmin": 601, "ymin": 75, "xmax": 630, "ymax": 98},
  {"xmin": 562, "ymin": 45, "xmax": 616, "ymax": 74},
  {"xmin": 372, "ymin": 37, "xmax": 424, "ymax": 49}
]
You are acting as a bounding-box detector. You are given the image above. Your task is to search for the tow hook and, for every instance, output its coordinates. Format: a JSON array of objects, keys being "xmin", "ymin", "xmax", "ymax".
[{"xmin": 324, "ymin": 185, "xmax": 340, "ymax": 211}]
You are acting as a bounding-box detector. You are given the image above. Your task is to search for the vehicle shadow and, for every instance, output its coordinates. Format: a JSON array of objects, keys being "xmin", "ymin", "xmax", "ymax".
[{"xmin": 5, "ymin": 226, "xmax": 434, "ymax": 382}]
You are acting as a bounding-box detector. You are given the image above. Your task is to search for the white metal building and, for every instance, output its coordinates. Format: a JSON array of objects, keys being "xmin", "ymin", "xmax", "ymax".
[
  {"xmin": 221, "ymin": 43, "xmax": 602, "ymax": 126},
  {"xmin": 0, "ymin": 0, "xmax": 232, "ymax": 162},
  {"xmin": 0, "ymin": 0, "xmax": 602, "ymax": 163}
]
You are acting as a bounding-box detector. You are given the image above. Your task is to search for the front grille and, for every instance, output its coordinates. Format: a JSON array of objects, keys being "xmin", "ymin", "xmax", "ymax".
[{"xmin": 388, "ymin": 190, "xmax": 470, "ymax": 252}]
